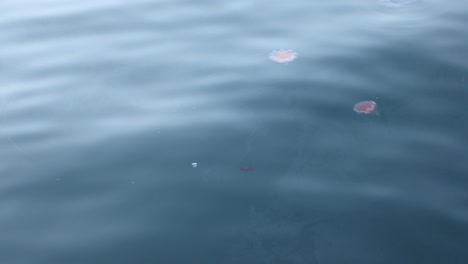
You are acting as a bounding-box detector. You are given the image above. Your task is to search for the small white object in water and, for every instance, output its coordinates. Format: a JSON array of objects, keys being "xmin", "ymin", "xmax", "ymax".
[
  {"xmin": 269, "ymin": 49, "xmax": 298, "ymax": 63},
  {"xmin": 192, "ymin": 163, "xmax": 197, "ymax": 168}
]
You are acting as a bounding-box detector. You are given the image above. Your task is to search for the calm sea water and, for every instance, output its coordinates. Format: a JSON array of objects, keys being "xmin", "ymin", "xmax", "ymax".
[{"xmin": 1, "ymin": 0, "xmax": 468, "ymax": 263}]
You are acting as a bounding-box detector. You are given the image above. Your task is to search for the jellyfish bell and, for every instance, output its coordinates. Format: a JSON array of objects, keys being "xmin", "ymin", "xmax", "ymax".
[
  {"xmin": 353, "ymin": 101, "xmax": 378, "ymax": 114},
  {"xmin": 269, "ymin": 49, "xmax": 298, "ymax": 63},
  {"xmin": 241, "ymin": 167, "xmax": 254, "ymax": 173}
]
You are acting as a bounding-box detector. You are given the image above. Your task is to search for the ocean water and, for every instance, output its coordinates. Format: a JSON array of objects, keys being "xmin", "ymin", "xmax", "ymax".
[{"xmin": 1, "ymin": 0, "xmax": 468, "ymax": 263}]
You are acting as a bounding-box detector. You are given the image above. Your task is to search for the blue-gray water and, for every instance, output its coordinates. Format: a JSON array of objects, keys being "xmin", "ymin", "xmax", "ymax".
[{"xmin": 1, "ymin": 0, "xmax": 468, "ymax": 263}]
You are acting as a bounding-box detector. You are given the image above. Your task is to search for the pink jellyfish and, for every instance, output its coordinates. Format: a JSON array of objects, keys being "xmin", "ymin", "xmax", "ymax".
[
  {"xmin": 269, "ymin": 49, "xmax": 298, "ymax": 63},
  {"xmin": 354, "ymin": 101, "xmax": 378, "ymax": 114},
  {"xmin": 240, "ymin": 167, "xmax": 254, "ymax": 173}
]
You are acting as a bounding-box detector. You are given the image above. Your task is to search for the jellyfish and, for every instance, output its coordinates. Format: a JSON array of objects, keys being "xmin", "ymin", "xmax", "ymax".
[
  {"xmin": 269, "ymin": 49, "xmax": 298, "ymax": 63},
  {"xmin": 353, "ymin": 101, "xmax": 378, "ymax": 114},
  {"xmin": 240, "ymin": 167, "xmax": 254, "ymax": 173}
]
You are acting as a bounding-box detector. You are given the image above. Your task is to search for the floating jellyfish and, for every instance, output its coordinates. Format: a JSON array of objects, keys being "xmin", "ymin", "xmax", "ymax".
[
  {"xmin": 353, "ymin": 101, "xmax": 378, "ymax": 114},
  {"xmin": 192, "ymin": 163, "xmax": 197, "ymax": 168},
  {"xmin": 241, "ymin": 167, "xmax": 254, "ymax": 173},
  {"xmin": 269, "ymin": 49, "xmax": 298, "ymax": 63}
]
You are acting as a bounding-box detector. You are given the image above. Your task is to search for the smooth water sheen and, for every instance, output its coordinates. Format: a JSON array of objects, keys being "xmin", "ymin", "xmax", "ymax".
[{"xmin": 1, "ymin": 0, "xmax": 467, "ymax": 263}]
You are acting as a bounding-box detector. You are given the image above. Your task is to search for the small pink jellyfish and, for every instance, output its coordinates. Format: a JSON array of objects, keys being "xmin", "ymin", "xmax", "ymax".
[
  {"xmin": 269, "ymin": 49, "xmax": 298, "ymax": 63},
  {"xmin": 353, "ymin": 101, "xmax": 378, "ymax": 114},
  {"xmin": 240, "ymin": 167, "xmax": 254, "ymax": 173}
]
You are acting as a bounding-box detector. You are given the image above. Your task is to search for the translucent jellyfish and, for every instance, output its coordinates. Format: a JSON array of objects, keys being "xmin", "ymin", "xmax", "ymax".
[
  {"xmin": 353, "ymin": 101, "xmax": 378, "ymax": 114},
  {"xmin": 240, "ymin": 167, "xmax": 254, "ymax": 173},
  {"xmin": 192, "ymin": 163, "xmax": 197, "ymax": 168},
  {"xmin": 269, "ymin": 49, "xmax": 298, "ymax": 63}
]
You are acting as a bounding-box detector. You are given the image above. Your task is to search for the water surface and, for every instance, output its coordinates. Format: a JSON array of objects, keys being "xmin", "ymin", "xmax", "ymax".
[{"xmin": 1, "ymin": 0, "xmax": 468, "ymax": 263}]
